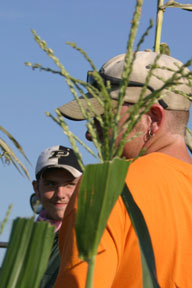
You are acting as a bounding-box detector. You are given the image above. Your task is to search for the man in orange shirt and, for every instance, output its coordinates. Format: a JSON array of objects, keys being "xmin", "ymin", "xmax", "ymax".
[{"xmin": 54, "ymin": 51, "xmax": 192, "ymax": 287}]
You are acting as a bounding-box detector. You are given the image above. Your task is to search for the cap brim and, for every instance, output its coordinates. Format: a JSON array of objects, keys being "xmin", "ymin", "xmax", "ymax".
[
  {"xmin": 58, "ymin": 87, "xmax": 152, "ymax": 120},
  {"xmin": 58, "ymin": 96, "xmax": 105, "ymax": 121},
  {"xmin": 39, "ymin": 165, "xmax": 82, "ymax": 178},
  {"xmin": 61, "ymin": 165, "xmax": 82, "ymax": 178}
]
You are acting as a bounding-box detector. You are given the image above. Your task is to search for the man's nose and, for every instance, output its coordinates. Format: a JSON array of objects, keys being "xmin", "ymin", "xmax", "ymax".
[
  {"xmin": 55, "ymin": 185, "xmax": 71, "ymax": 199},
  {"xmin": 85, "ymin": 118, "xmax": 103, "ymax": 142}
]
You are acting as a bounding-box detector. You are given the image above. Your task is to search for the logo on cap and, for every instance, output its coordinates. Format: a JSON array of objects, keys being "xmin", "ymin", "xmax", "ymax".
[{"xmin": 49, "ymin": 149, "xmax": 70, "ymax": 160}]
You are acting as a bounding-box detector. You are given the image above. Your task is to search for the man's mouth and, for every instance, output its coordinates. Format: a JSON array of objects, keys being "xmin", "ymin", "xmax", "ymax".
[{"xmin": 54, "ymin": 202, "xmax": 68, "ymax": 207}]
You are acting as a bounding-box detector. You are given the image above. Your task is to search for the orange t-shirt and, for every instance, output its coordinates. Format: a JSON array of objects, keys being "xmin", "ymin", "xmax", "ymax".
[{"xmin": 54, "ymin": 153, "xmax": 192, "ymax": 288}]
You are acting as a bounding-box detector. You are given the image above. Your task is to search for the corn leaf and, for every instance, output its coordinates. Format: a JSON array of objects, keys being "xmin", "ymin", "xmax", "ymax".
[
  {"xmin": 0, "ymin": 218, "xmax": 34, "ymax": 287},
  {"xmin": 0, "ymin": 218, "xmax": 55, "ymax": 288},
  {"xmin": 76, "ymin": 158, "xmax": 130, "ymax": 260}
]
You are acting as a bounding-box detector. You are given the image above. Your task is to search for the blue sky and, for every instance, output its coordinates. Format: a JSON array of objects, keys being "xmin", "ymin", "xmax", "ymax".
[{"xmin": 0, "ymin": 0, "xmax": 191, "ymax": 253}]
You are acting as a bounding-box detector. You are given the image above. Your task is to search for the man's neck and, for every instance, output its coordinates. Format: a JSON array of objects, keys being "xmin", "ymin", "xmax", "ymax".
[{"xmin": 145, "ymin": 134, "xmax": 192, "ymax": 164}]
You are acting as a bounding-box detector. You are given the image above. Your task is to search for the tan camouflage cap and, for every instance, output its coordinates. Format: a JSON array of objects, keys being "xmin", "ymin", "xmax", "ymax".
[{"xmin": 58, "ymin": 51, "xmax": 192, "ymax": 120}]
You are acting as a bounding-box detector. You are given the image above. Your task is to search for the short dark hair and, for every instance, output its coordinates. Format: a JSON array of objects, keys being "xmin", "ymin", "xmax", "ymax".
[{"xmin": 166, "ymin": 110, "xmax": 189, "ymax": 136}]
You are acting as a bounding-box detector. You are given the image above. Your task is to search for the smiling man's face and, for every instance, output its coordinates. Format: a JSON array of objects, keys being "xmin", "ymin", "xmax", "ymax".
[{"xmin": 33, "ymin": 168, "xmax": 79, "ymax": 220}]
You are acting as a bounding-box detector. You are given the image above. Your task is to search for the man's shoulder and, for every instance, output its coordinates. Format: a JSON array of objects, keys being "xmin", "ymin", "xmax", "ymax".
[
  {"xmin": 126, "ymin": 152, "xmax": 192, "ymax": 194},
  {"xmin": 128, "ymin": 153, "xmax": 165, "ymax": 175},
  {"xmin": 126, "ymin": 152, "xmax": 191, "ymax": 188},
  {"xmin": 128, "ymin": 152, "xmax": 191, "ymax": 173}
]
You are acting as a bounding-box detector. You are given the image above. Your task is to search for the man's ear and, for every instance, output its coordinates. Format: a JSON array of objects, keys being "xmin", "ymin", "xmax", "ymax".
[
  {"xmin": 147, "ymin": 104, "xmax": 165, "ymax": 134},
  {"xmin": 32, "ymin": 180, "xmax": 40, "ymax": 199}
]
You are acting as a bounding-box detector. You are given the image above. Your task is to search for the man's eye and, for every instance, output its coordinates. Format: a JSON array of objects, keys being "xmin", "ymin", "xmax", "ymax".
[
  {"xmin": 43, "ymin": 181, "xmax": 76, "ymax": 188},
  {"xmin": 46, "ymin": 181, "xmax": 57, "ymax": 187}
]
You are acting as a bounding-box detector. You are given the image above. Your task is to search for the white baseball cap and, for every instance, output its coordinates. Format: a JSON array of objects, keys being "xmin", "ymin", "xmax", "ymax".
[{"xmin": 35, "ymin": 145, "xmax": 82, "ymax": 178}]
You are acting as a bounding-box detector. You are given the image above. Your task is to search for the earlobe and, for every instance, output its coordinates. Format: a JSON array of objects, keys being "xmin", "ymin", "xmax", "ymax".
[{"xmin": 144, "ymin": 128, "xmax": 155, "ymax": 143}]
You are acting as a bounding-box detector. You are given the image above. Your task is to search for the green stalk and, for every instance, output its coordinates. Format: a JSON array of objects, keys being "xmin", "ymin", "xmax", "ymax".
[
  {"xmin": 154, "ymin": 0, "xmax": 165, "ymax": 52},
  {"xmin": 85, "ymin": 256, "xmax": 96, "ymax": 288}
]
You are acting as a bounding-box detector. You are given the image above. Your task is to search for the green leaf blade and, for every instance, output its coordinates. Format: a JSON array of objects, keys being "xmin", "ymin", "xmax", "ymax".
[
  {"xmin": 0, "ymin": 218, "xmax": 34, "ymax": 287},
  {"xmin": 0, "ymin": 218, "xmax": 55, "ymax": 288},
  {"xmin": 16, "ymin": 221, "xmax": 55, "ymax": 288},
  {"xmin": 76, "ymin": 158, "xmax": 130, "ymax": 260}
]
